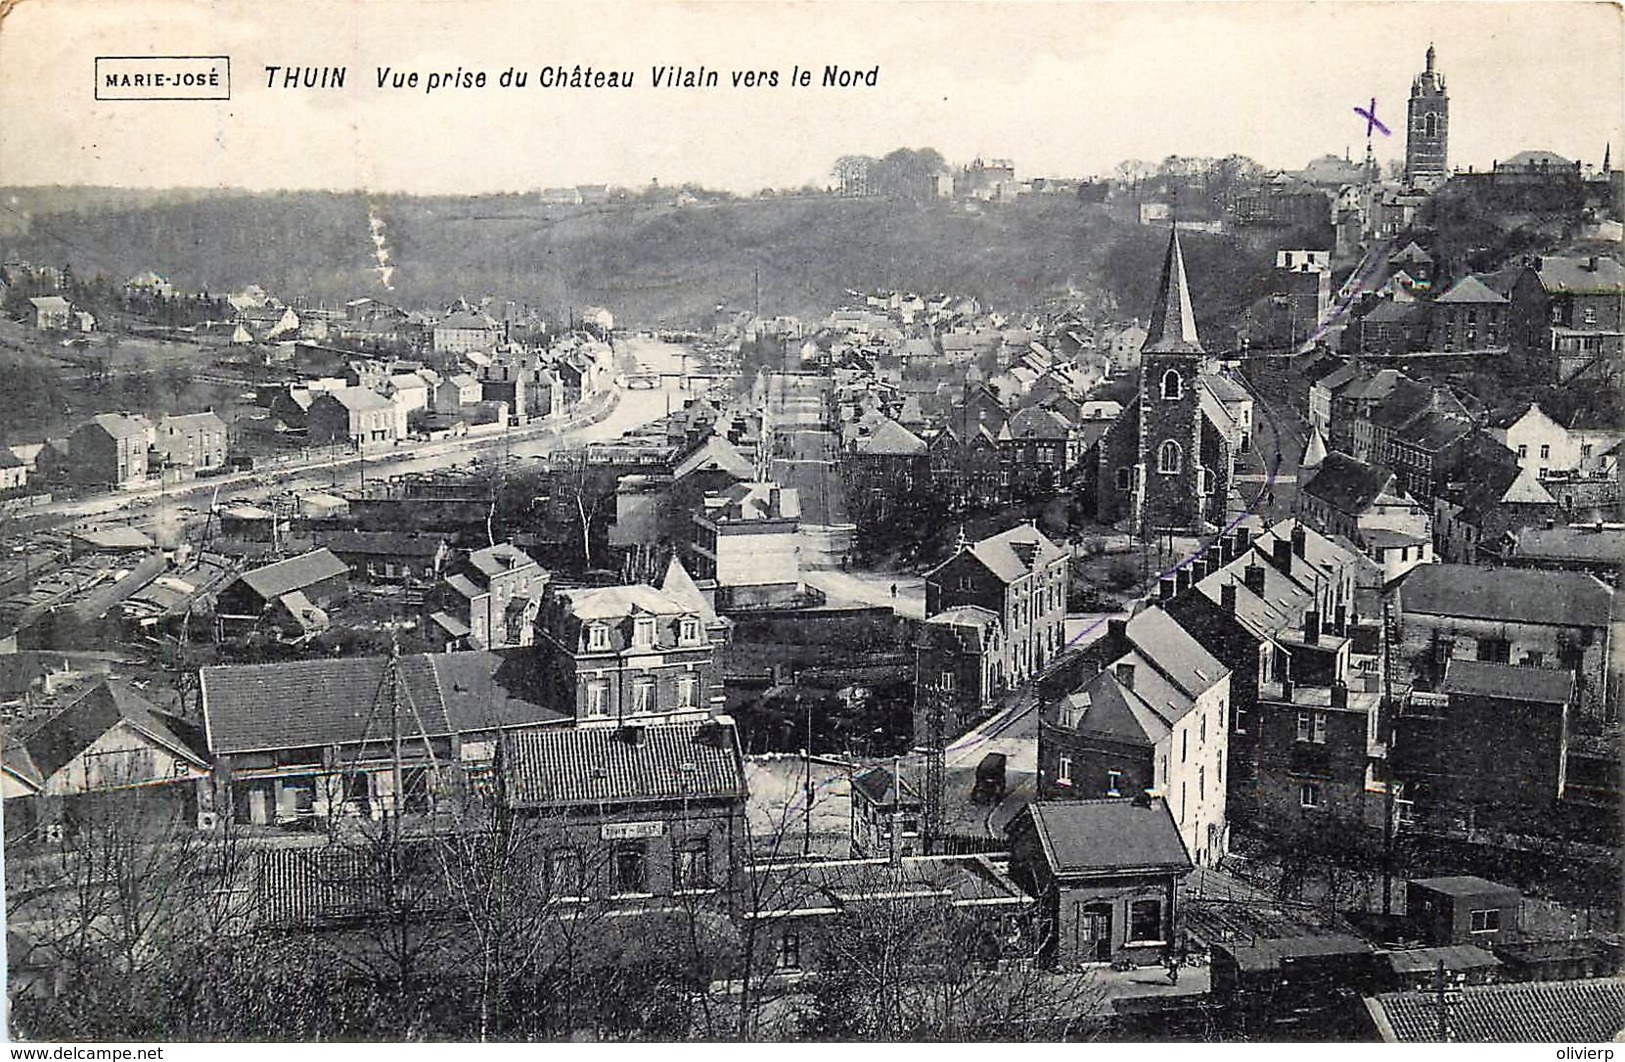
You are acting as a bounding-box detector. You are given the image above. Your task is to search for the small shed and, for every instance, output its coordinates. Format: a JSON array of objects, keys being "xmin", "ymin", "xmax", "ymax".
[{"xmin": 1406, "ymin": 876, "xmax": 1521, "ymax": 946}]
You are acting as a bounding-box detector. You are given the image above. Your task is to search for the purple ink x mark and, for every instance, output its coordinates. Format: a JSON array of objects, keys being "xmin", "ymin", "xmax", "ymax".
[{"xmin": 1354, "ymin": 97, "xmax": 1391, "ymax": 137}]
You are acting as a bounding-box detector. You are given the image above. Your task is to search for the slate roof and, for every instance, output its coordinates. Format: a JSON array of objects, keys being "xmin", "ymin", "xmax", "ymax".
[
  {"xmin": 199, "ymin": 651, "xmax": 567, "ymax": 754},
  {"xmin": 1534, "ymin": 255, "xmax": 1624, "ymax": 296},
  {"xmin": 850, "ymin": 764, "xmax": 921, "ymax": 808},
  {"xmin": 86, "ymin": 412, "xmax": 150, "ymax": 441},
  {"xmin": 1016, "ymin": 798, "xmax": 1193, "ymax": 876},
  {"xmin": 852, "ymin": 416, "xmax": 927, "ymax": 456},
  {"xmin": 1124, "ymin": 606, "xmax": 1228, "ymax": 699},
  {"xmin": 1141, "ymin": 229, "xmax": 1205, "ymax": 355},
  {"xmin": 502, "ymin": 719, "xmax": 745, "ymax": 809},
  {"xmin": 1367, "ymin": 977, "xmax": 1625, "ymax": 1043},
  {"xmin": 1060, "ymin": 670, "xmax": 1166, "ymax": 746},
  {"xmin": 1434, "ymin": 275, "xmax": 1508, "ymax": 304},
  {"xmin": 936, "ymin": 523, "xmax": 1068, "ymax": 584},
  {"xmin": 70, "ymin": 526, "xmax": 156, "ymax": 551},
  {"xmin": 317, "ymin": 530, "xmax": 447, "ymax": 558},
  {"xmin": 659, "ymin": 555, "xmax": 722, "ymax": 626},
  {"xmin": 468, "ymin": 542, "xmax": 538, "ymax": 578},
  {"xmin": 1005, "ymin": 406, "xmax": 1072, "ymax": 441},
  {"xmin": 1508, "ymin": 525, "xmax": 1625, "ymax": 566},
  {"xmin": 235, "ymin": 548, "xmax": 349, "ymax": 601},
  {"xmin": 1395, "ymin": 411, "xmax": 1474, "ymax": 452},
  {"xmin": 324, "ymin": 387, "xmax": 394, "ymax": 413},
  {"xmin": 1400, "ymin": 564, "xmax": 1612, "ymax": 628},
  {"xmin": 557, "ymin": 583, "xmax": 690, "ymax": 621},
  {"xmin": 1220, "ymin": 933, "xmax": 1374, "ymax": 974},
  {"xmin": 1361, "ymin": 300, "xmax": 1428, "ymax": 326},
  {"xmin": 10, "ymin": 680, "xmax": 207, "ymax": 782},
  {"xmin": 1441, "ymin": 659, "xmax": 1575, "ymax": 704}
]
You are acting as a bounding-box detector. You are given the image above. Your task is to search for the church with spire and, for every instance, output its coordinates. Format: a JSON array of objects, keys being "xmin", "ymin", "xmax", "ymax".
[
  {"xmin": 1405, "ymin": 44, "xmax": 1450, "ymax": 189},
  {"xmin": 1094, "ymin": 227, "xmax": 1251, "ymax": 535}
]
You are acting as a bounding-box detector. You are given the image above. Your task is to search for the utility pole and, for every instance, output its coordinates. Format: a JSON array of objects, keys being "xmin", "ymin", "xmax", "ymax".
[
  {"xmin": 802, "ymin": 692, "xmax": 814, "ymax": 857},
  {"xmin": 922, "ymin": 685, "xmax": 947, "ymax": 855},
  {"xmin": 1382, "ymin": 598, "xmax": 1397, "ymax": 917}
]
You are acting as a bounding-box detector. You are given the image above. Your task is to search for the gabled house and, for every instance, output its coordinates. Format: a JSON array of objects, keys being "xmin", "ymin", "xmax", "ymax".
[
  {"xmin": 307, "ymin": 387, "xmax": 397, "ymax": 445},
  {"xmin": 152, "ymin": 411, "xmax": 228, "ymax": 475},
  {"xmin": 913, "ymin": 605, "xmax": 1006, "ymax": 745},
  {"xmin": 67, "ymin": 413, "xmax": 151, "ymax": 489},
  {"xmin": 924, "ymin": 523, "xmax": 1069, "ymax": 688},
  {"xmin": 199, "ymin": 651, "xmax": 570, "ymax": 826},
  {"xmin": 1299, "ymin": 451, "xmax": 1433, "ymax": 583},
  {"xmin": 1429, "ymin": 275, "xmax": 1508, "ymax": 352},
  {"xmin": 2, "ymin": 681, "xmax": 210, "ymax": 838},
  {"xmin": 1037, "ymin": 606, "xmax": 1231, "ymax": 866},
  {"xmin": 214, "ymin": 548, "xmax": 350, "ymax": 635},
  {"xmin": 425, "ymin": 542, "xmax": 546, "ymax": 651}
]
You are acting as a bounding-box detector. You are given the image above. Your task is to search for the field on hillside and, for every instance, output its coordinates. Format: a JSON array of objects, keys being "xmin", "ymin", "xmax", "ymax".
[{"xmin": 0, "ymin": 189, "xmax": 1281, "ymax": 334}]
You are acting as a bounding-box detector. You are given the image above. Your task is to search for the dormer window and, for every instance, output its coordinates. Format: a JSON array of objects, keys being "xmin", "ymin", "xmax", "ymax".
[
  {"xmin": 679, "ymin": 617, "xmax": 700, "ymax": 645},
  {"xmin": 1161, "ymin": 369, "xmax": 1183, "ymax": 401},
  {"xmin": 633, "ymin": 617, "xmax": 656, "ymax": 648},
  {"xmin": 587, "ymin": 624, "xmax": 610, "ymax": 651}
]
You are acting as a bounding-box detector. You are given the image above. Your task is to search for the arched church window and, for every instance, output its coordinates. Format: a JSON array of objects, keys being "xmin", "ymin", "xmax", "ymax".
[
  {"xmin": 1422, "ymin": 113, "xmax": 1439, "ymax": 139},
  {"xmin": 1160, "ymin": 369, "xmax": 1183, "ymax": 400},
  {"xmin": 1158, "ymin": 440, "xmax": 1183, "ymax": 475}
]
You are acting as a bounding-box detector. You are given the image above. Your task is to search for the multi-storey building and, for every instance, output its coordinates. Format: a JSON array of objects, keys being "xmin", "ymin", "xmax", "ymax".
[
  {"xmin": 533, "ymin": 565, "xmax": 727, "ymax": 725},
  {"xmin": 924, "ymin": 523, "xmax": 1068, "ymax": 688}
]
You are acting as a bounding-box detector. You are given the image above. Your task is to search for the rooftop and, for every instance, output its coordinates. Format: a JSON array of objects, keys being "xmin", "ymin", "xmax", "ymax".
[
  {"xmin": 1367, "ymin": 977, "xmax": 1625, "ymax": 1043},
  {"xmin": 1399, "ymin": 563, "xmax": 1612, "ymax": 628},
  {"xmin": 1441, "ymin": 659, "xmax": 1575, "ymax": 704},
  {"xmin": 234, "ymin": 548, "xmax": 349, "ymax": 602},
  {"xmin": 1015, "ymin": 798, "xmax": 1192, "ymax": 876},
  {"xmin": 502, "ymin": 718, "xmax": 744, "ymax": 809}
]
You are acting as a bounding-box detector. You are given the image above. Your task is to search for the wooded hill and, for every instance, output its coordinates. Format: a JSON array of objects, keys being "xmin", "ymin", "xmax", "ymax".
[{"xmin": 0, "ymin": 188, "xmax": 1279, "ymax": 336}]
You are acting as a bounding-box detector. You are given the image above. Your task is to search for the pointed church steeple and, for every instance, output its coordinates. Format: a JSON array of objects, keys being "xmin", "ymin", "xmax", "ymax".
[{"xmin": 1141, "ymin": 226, "xmax": 1204, "ymax": 356}]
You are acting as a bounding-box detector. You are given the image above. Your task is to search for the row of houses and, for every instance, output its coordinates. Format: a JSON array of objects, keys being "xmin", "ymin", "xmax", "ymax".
[{"xmin": 11, "ymin": 409, "xmax": 230, "ymax": 491}]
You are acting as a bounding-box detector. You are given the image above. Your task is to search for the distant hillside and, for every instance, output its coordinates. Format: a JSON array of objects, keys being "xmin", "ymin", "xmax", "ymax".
[{"xmin": 0, "ymin": 189, "xmax": 1278, "ymax": 334}]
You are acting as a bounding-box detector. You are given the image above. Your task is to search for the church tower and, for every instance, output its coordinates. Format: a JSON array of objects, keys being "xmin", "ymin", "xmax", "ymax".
[
  {"xmin": 1136, "ymin": 227, "xmax": 1207, "ymax": 534},
  {"xmin": 1405, "ymin": 44, "xmax": 1449, "ymax": 187}
]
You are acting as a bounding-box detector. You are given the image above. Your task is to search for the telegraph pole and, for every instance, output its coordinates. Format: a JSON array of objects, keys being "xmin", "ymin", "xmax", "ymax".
[
  {"xmin": 923, "ymin": 686, "xmax": 947, "ymax": 855},
  {"xmin": 1382, "ymin": 599, "xmax": 1397, "ymax": 916}
]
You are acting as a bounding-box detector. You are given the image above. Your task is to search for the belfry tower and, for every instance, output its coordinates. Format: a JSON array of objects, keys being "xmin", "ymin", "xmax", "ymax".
[
  {"xmin": 1405, "ymin": 44, "xmax": 1449, "ymax": 187},
  {"xmin": 1136, "ymin": 228, "xmax": 1207, "ymax": 534}
]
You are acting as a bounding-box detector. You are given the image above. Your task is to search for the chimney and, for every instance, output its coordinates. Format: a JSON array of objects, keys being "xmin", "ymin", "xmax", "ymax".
[
  {"xmin": 1331, "ymin": 681, "xmax": 1349, "ymax": 710},
  {"xmin": 1220, "ymin": 533, "xmax": 1238, "ymax": 563},
  {"xmin": 1221, "ymin": 581, "xmax": 1238, "ymax": 614},
  {"xmin": 1272, "ymin": 537, "xmax": 1293, "ymax": 575},
  {"xmin": 1115, "ymin": 662, "xmax": 1136, "ymax": 690},
  {"xmin": 1244, "ymin": 563, "xmax": 1266, "ymax": 597},
  {"xmin": 1235, "ymin": 527, "xmax": 1253, "ymax": 554},
  {"xmin": 1107, "ymin": 617, "xmax": 1128, "ymax": 648},
  {"xmin": 1159, "ymin": 577, "xmax": 1177, "ymax": 601},
  {"xmin": 1176, "ymin": 568, "xmax": 1193, "ymax": 595},
  {"xmin": 1204, "ymin": 552, "xmax": 1223, "ymax": 578},
  {"xmin": 1291, "ymin": 524, "xmax": 1307, "ymax": 559},
  {"xmin": 1279, "ymin": 655, "xmax": 1294, "ymax": 701},
  {"xmin": 1304, "ymin": 610, "xmax": 1320, "ymax": 645},
  {"xmin": 1334, "ymin": 604, "xmax": 1348, "ymax": 635}
]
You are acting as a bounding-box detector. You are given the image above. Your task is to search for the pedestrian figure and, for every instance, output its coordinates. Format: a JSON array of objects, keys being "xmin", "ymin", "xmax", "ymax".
[
  {"xmin": 890, "ymin": 583, "xmax": 898, "ymax": 599},
  {"xmin": 1166, "ymin": 951, "xmax": 1180, "ymax": 985}
]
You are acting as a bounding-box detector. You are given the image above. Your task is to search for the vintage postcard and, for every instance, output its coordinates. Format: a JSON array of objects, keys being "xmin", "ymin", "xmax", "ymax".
[{"xmin": 0, "ymin": 0, "xmax": 1621, "ymax": 1046}]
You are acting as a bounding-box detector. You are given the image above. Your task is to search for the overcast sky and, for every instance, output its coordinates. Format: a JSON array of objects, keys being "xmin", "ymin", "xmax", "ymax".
[{"xmin": 1, "ymin": 0, "xmax": 1620, "ymax": 194}]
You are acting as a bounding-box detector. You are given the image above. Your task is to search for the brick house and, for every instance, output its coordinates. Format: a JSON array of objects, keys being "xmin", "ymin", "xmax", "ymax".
[
  {"xmin": 425, "ymin": 542, "xmax": 546, "ymax": 651},
  {"xmin": 912, "ymin": 605, "xmax": 1005, "ymax": 746},
  {"xmin": 1006, "ymin": 798, "xmax": 1192, "ymax": 967},
  {"xmin": 68, "ymin": 413, "xmax": 151, "ymax": 489},
  {"xmin": 1393, "ymin": 660, "xmax": 1574, "ymax": 837},
  {"xmin": 1428, "ymin": 275, "xmax": 1509, "ymax": 351},
  {"xmin": 924, "ymin": 523, "xmax": 1069, "ymax": 688},
  {"xmin": 307, "ymin": 387, "xmax": 397, "ymax": 445}
]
